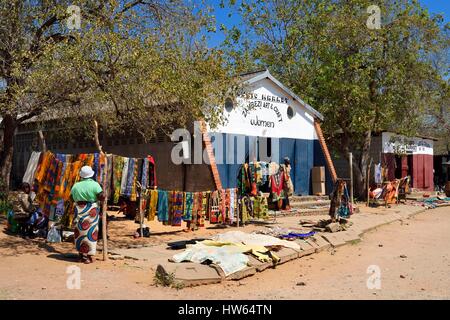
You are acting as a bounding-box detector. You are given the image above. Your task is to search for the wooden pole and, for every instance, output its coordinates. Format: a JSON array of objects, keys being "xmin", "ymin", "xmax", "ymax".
[
  {"xmin": 137, "ymin": 182, "xmax": 144, "ymax": 238},
  {"xmin": 367, "ymin": 158, "xmax": 373, "ymax": 207},
  {"xmin": 349, "ymin": 152, "xmax": 354, "ymax": 205},
  {"xmin": 236, "ymin": 198, "xmax": 240, "ymax": 228},
  {"xmin": 93, "ymin": 120, "xmax": 108, "ymax": 261},
  {"xmin": 38, "ymin": 130, "xmax": 47, "ymax": 152}
]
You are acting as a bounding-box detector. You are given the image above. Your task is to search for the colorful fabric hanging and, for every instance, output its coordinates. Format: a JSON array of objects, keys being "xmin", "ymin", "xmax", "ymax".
[
  {"xmin": 253, "ymin": 195, "xmax": 268, "ymax": 219},
  {"xmin": 157, "ymin": 190, "xmax": 169, "ymax": 222},
  {"xmin": 141, "ymin": 158, "xmax": 149, "ymax": 190},
  {"xmin": 171, "ymin": 191, "xmax": 184, "ymax": 226},
  {"xmin": 200, "ymin": 192, "xmax": 209, "ymax": 227},
  {"xmin": 105, "ymin": 154, "xmax": 113, "ymax": 197},
  {"xmin": 22, "ymin": 151, "xmax": 41, "ymax": 185},
  {"xmin": 183, "ymin": 192, "xmax": 194, "ymax": 221},
  {"xmin": 130, "ymin": 159, "xmax": 139, "ymax": 201},
  {"xmin": 270, "ymin": 172, "xmax": 285, "ymax": 202},
  {"xmin": 112, "ymin": 156, "xmax": 125, "ymax": 203},
  {"xmin": 229, "ymin": 188, "xmax": 236, "ymax": 224},
  {"xmin": 260, "ymin": 161, "xmax": 269, "ymax": 184},
  {"xmin": 209, "ymin": 191, "xmax": 220, "ymax": 224},
  {"xmin": 148, "ymin": 156, "xmax": 157, "ymax": 188},
  {"xmin": 120, "ymin": 158, "xmax": 129, "ymax": 195},
  {"xmin": 147, "ymin": 189, "xmax": 158, "ymax": 221},
  {"xmin": 239, "ymin": 196, "xmax": 251, "ymax": 224},
  {"xmin": 34, "ymin": 151, "xmax": 53, "ymax": 185},
  {"xmin": 124, "ymin": 158, "xmax": 135, "ymax": 197}
]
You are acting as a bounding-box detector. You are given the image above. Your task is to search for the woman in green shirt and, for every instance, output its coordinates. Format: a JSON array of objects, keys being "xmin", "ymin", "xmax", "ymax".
[{"xmin": 71, "ymin": 166, "xmax": 105, "ymax": 264}]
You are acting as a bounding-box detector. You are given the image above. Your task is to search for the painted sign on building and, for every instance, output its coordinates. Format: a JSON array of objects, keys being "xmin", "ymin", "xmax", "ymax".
[
  {"xmin": 210, "ymin": 78, "xmax": 316, "ymax": 140},
  {"xmin": 382, "ymin": 132, "xmax": 433, "ymax": 155}
]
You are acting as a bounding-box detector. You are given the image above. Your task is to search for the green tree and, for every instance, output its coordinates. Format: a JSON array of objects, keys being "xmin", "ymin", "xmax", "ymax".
[
  {"xmin": 0, "ymin": 0, "xmax": 235, "ymax": 188},
  {"xmin": 228, "ymin": 0, "xmax": 449, "ymax": 196}
]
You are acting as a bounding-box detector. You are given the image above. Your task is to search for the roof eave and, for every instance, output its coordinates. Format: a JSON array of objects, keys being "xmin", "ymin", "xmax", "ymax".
[{"xmin": 243, "ymin": 70, "xmax": 324, "ymax": 121}]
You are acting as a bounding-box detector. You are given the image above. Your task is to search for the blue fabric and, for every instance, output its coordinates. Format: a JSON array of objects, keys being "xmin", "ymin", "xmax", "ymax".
[
  {"xmin": 124, "ymin": 158, "xmax": 135, "ymax": 197},
  {"xmin": 157, "ymin": 190, "xmax": 169, "ymax": 222},
  {"xmin": 280, "ymin": 231, "xmax": 316, "ymax": 239},
  {"xmin": 215, "ymin": 133, "xmax": 320, "ymax": 195},
  {"xmin": 141, "ymin": 158, "xmax": 149, "ymax": 189}
]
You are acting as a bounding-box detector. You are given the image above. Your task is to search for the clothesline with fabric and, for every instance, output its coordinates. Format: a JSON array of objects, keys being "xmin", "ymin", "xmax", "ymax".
[
  {"xmin": 22, "ymin": 151, "xmax": 157, "ymax": 225},
  {"xmin": 139, "ymin": 187, "xmax": 269, "ymax": 229}
]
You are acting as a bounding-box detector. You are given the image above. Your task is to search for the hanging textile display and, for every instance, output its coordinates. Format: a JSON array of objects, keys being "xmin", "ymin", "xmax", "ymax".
[
  {"xmin": 269, "ymin": 171, "xmax": 285, "ymax": 203},
  {"xmin": 253, "ymin": 195, "xmax": 268, "ymax": 219},
  {"xmin": 157, "ymin": 190, "xmax": 169, "ymax": 223},
  {"xmin": 239, "ymin": 196, "xmax": 251, "ymax": 224},
  {"xmin": 25, "ymin": 150, "xmax": 157, "ymax": 227},
  {"xmin": 260, "ymin": 161, "xmax": 269, "ymax": 185},
  {"xmin": 147, "ymin": 155, "xmax": 157, "ymax": 188},
  {"xmin": 170, "ymin": 191, "xmax": 184, "ymax": 227},
  {"xmin": 209, "ymin": 191, "xmax": 220, "ymax": 224},
  {"xmin": 112, "ymin": 156, "xmax": 125, "ymax": 203},
  {"xmin": 22, "ymin": 151, "xmax": 42, "ymax": 185},
  {"xmin": 182, "ymin": 192, "xmax": 194, "ymax": 221},
  {"xmin": 329, "ymin": 180, "xmax": 353, "ymax": 220},
  {"xmin": 147, "ymin": 189, "xmax": 159, "ymax": 221},
  {"xmin": 120, "ymin": 157, "xmax": 129, "ymax": 196}
]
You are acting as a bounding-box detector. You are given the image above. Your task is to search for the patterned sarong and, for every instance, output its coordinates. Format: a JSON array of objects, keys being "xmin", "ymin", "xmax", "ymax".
[
  {"xmin": 171, "ymin": 191, "xmax": 184, "ymax": 226},
  {"xmin": 74, "ymin": 202, "xmax": 99, "ymax": 256},
  {"xmin": 147, "ymin": 189, "xmax": 158, "ymax": 221},
  {"xmin": 112, "ymin": 156, "xmax": 124, "ymax": 203},
  {"xmin": 183, "ymin": 192, "xmax": 194, "ymax": 221},
  {"xmin": 229, "ymin": 189, "xmax": 236, "ymax": 224},
  {"xmin": 209, "ymin": 191, "xmax": 220, "ymax": 224},
  {"xmin": 120, "ymin": 158, "xmax": 129, "ymax": 195},
  {"xmin": 157, "ymin": 190, "xmax": 169, "ymax": 222}
]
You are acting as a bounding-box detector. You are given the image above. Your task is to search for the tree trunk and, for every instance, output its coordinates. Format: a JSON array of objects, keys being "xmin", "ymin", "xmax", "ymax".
[
  {"xmin": 339, "ymin": 130, "xmax": 373, "ymax": 200},
  {"xmin": 0, "ymin": 114, "xmax": 17, "ymax": 190},
  {"xmin": 351, "ymin": 131, "xmax": 373, "ymax": 199}
]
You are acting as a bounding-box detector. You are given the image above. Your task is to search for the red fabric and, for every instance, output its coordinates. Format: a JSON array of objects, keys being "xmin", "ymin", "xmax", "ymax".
[
  {"xmin": 270, "ymin": 173, "xmax": 285, "ymax": 196},
  {"xmin": 147, "ymin": 155, "xmax": 157, "ymax": 188}
]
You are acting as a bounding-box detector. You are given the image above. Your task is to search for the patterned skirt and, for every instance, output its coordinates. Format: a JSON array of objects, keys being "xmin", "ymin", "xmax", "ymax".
[{"xmin": 74, "ymin": 202, "xmax": 99, "ymax": 256}]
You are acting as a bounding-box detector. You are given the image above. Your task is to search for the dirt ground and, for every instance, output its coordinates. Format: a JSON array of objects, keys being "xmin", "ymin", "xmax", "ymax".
[{"xmin": 0, "ymin": 206, "xmax": 449, "ymax": 300}]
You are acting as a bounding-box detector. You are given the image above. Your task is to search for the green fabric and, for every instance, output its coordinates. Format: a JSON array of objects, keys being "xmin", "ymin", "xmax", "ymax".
[{"xmin": 71, "ymin": 178, "xmax": 103, "ymax": 203}]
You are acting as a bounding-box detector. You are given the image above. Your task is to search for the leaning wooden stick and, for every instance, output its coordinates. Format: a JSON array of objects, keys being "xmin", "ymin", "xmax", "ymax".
[{"xmin": 93, "ymin": 120, "xmax": 108, "ymax": 261}]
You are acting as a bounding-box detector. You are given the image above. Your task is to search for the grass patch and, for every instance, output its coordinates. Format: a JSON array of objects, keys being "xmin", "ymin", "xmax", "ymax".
[
  {"xmin": 349, "ymin": 239, "xmax": 361, "ymax": 245},
  {"xmin": 153, "ymin": 270, "xmax": 185, "ymax": 290}
]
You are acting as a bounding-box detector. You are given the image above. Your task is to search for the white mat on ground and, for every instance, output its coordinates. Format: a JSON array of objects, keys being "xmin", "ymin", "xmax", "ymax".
[
  {"xmin": 212, "ymin": 231, "xmax": 300, "ymax": 251},
  {"xmin": 171, "ymin": 242, "xmax": 249, "ymax": 276}
]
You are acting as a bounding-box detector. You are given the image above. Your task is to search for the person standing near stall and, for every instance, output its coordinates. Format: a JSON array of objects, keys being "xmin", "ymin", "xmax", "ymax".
[
  {"xmin": 70, "ymin": 166, "xmax": 105, "ymax": 264},
  {"xmin": 281, "ymin": 157, "xmax": 294, "ymax": 210}
]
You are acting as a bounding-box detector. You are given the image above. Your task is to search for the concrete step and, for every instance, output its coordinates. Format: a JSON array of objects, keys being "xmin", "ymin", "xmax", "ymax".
[
  {"xmin": 290, "ymin": 195, "xmax": 329, "ymax": 202},
  {"xmin": 290, "ymin": 200, "xmax": 330, "ymax": 208},
  {"xmin": 406, "ymin": 191, "xmax": 439, "ymax": 201},
  {"xmin": 268, "ymin": 207, "xmax": 330, "ymax": 217}
]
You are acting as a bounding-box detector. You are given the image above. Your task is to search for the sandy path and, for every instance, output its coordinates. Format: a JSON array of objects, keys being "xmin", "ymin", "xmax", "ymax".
[{"xmin": 0, "ymin": 207, "xmax": 449, "ymax": 300}]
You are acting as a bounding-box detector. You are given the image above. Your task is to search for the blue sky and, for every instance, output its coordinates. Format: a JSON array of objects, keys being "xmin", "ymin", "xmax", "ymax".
[{"xmin": 205, "ymin": 0, "xmax": 450, "ymax": 48}]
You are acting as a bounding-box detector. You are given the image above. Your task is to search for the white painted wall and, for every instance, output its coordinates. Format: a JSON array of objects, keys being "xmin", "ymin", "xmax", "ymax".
[
  {"xmin": 208, "ymin": 78, "xmax": 317, "ymax": 140},
  {"xmin": 382, "ymin": 132, "xmax": 434, "ymax": 155}
]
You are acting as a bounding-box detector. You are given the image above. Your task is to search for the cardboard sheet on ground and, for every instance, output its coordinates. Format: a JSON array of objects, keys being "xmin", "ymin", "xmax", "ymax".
[
  {"xmin": 212, "ymin": 231, "xmax": 300, "ymax": 251},
  {"xmin": 172, "ymin": 242, "xmax": 251, "ymax": 276},
  {"xmin": 171, "ymin": 231, "xmax": 297, "ymax": 276}
]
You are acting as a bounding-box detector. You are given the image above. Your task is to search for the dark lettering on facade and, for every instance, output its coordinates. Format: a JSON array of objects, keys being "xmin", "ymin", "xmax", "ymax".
[{"xmin": 250, "ymin": 116, "xmax": 275, "ymax": 128}]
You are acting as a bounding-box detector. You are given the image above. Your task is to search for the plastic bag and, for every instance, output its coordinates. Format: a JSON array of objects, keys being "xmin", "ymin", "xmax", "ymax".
[{"xmin": 46, "ymin": 226, "xmax": 61, "ymax": 243}]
